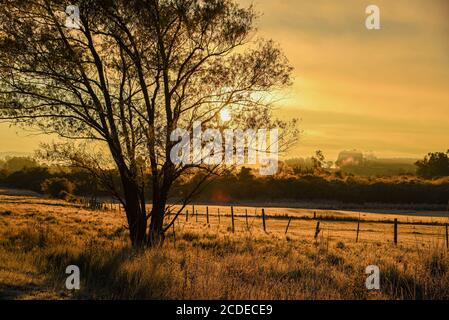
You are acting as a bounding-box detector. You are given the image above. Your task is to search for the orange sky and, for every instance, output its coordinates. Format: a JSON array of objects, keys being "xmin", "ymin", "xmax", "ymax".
[{"xmin": 1, "ymin": 0, "xmax": 449, "ymax": 160}]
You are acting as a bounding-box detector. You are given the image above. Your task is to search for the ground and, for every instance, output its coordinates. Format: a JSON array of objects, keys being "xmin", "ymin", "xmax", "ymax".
[{"xmin": 0, "ymin": 189, "xmax": 448, "ymax": 300}]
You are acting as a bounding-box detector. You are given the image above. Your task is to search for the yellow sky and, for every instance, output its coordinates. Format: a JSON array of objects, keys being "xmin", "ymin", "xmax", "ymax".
[
  {"xmin": 248, "ymin": 0, "xmax": 449, "ymax": 159},
  {"xmin": 1, "ymin": 0, "xmax": 448, "ymax": 160}
]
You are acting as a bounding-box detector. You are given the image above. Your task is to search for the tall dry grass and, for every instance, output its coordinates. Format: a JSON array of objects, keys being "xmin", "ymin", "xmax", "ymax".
[{"xmin": 1, "ymin": 195, "xmax": 449, "ymax": 300}]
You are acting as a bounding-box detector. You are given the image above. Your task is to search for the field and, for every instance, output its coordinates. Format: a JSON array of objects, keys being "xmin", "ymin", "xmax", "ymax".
[{"xmin": 1, "ymin": 189, "xmax": 449, "ymax": 300}]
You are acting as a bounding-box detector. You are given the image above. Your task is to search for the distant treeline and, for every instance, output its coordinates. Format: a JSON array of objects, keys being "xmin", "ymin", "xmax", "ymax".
[
  {"xmin": 286, "ymin": 153, "xmax": 417, "ymax": 176},
  {"xmin": 197, "ymin": 170, "xmax": 449, "ymax": 205},
  {"xmin": 1, "ymin": 156, "xmax": 448, "ymax": 206},
  {"xmin": 0, "ymin": 165, "xmax": 101, "ymax": 197}
]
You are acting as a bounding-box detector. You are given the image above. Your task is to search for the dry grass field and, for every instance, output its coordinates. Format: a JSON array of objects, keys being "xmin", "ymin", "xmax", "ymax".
[{"xmin": 1, "ymin": 190, "xmax": 449, "ymax": 300}]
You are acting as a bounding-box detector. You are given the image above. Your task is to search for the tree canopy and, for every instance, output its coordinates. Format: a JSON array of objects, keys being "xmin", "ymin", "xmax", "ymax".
[
  {"xmin": 0, "ymin": 0, "xmax": 295, "ymax": 246},
  {"xmin": 415, "ymin": 150, "xmax": 449, "ymax": 179}
]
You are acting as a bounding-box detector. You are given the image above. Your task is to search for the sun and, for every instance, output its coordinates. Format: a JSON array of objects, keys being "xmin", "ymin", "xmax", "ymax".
[{"xmin": 219, "ymin": 109, "xmax": 232, "ymax": 122}]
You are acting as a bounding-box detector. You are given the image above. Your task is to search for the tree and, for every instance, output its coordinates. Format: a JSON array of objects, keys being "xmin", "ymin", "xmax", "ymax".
[
  {"xmin": 415, "ymin": 150, "xmax": 449, "ymax": 179},
  {"xmin": 0, "ymin": 0, "xmax": 295, "ymax": 247},
  {"xmin": 1, "ymin": 156, "xmax": 40, "ymax": 172},
  {"xmin": 41, "ymin": 177, "xmax": 76, "ymax": 198}
]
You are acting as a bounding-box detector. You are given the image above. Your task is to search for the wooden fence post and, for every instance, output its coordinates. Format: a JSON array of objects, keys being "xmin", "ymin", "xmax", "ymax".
[
  {"xmin": 173, "ymin": 221, "xmax": 176, "ymax": 247},
  {"xmin": 446, "ymin": 223, "xmax": 449, "ymax": 250},
  {"xmin": 206, "ymin": 206, "xmax": 209, "ymax": 225},
  {"xmin": 245, "ymin": 209, "xmax": 249, "ymax": 230},
  {"xmin": 186, "ymin": 210, "xmax": 189, "ymax": 222},
  {"xmin": 394, "ymin": 219, "xmax": 398, "ymax": 245},
  {"xmin": 262, "ymin": 208, "xmax": 267, "ymax": 232},
  {"xmin": 196, "ymin": 209, "xmax": 198, "ymax": 223},
  {"xmin": 313, "ymin": 211, "xmax": 316, "ymax": 219},
  {"xmin": 285, "ymin": 217, "xmax": 292, "ymax": 235},
  {"xmin": 218, "ymin": 208, "xmax": 220, "ymax": 225},
  {"xmin": 314, "ymin": 221, "xmax": 321, "ymax": 240},
  {"xmin": 356, "ymin": 213, "xmax": 361, "ymax": 243},
  {"xmin": 231, "ymin": 206, "xmax": 235, "ymax": 233}
]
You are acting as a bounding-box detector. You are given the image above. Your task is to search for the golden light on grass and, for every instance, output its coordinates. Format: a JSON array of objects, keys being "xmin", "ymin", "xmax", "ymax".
[{"xmin": 1, "ymin": 191, "xmax": 449, "ymax": 300}]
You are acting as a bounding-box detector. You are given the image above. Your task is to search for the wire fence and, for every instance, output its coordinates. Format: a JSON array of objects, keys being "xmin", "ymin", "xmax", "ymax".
[{"xmin": 81, "ymin": 199, "xmax": 449, "ymax": 249}]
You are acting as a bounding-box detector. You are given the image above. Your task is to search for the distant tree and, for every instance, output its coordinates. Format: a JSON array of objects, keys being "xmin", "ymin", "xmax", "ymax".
[
  {"xmin": 2, "ymin": 157, "xmax": 40, "ymax": 172},
  {"xmin": 415, "ymin": 150, "xmax": 449, "ymax": 179},
  {"xmin": 41, "ymin": 177, "xmax": 76, "ymax": 198},
  {"xmin": 311, "ymin": 150, "xmax": 324, "ymax": 170},
  {"xmin": 311, "ymin": 150, "xmax": 332, "ymax": 173},
  {"xmin": 285, "ymin": 157, "xmax": 314, "ymax": 175},
  {"xmin": 0, "ymin": 0, "xmax": 296, "ymax": 247},
  {"xmin": 274, "ymin": 161, "xmax": 294, "ymax": 177},
  {"xmin": 237, "ymin": 167, "xmax": 254, "ymax": 182},
  {"xmin": 4, "ymin": 167, "xmax": 52, "ymax": 192}
]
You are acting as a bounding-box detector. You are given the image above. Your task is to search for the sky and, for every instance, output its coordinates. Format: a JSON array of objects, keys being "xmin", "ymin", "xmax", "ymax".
[
  {"xmin": 0, "ymin": 0, "xmax": 448, "ymax": 160},
  {"xmin": 244, "ymin": 0, "xmax": 449, "ymax": 159}
]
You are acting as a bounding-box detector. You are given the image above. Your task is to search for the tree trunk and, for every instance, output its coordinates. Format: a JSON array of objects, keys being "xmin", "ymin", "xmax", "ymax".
[
  {"xmin": 148, "ymin": 198, "xmax": 166, "ymax": 247},
  {"xmin": 122, "ymin": 176, "xmax": 147, "ymax": 248},
  {"xmin": 147, "ymin": 164, "xmax": 172, "ymax": 247}
]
